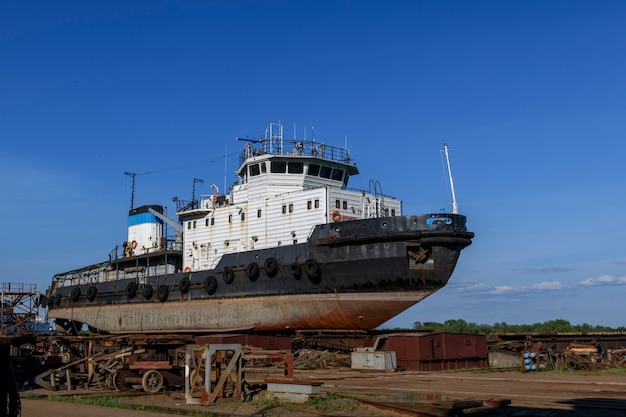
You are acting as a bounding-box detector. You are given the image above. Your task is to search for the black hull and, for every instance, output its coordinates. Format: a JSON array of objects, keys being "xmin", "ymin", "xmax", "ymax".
[{"xmin": 46, "ymin": 214, "xmax": 473, "ymax": 333}]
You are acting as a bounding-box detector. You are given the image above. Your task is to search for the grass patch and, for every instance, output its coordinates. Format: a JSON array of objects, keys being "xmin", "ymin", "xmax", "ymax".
[{"xmin": 305, "ymin": 391, "xmax": 359, "ymax": 413}]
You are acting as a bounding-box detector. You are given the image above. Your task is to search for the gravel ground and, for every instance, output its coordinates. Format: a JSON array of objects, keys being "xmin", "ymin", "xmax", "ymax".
[{"xmin": 21, "ymin": 369, "xmax": 626, "ymax": 417}]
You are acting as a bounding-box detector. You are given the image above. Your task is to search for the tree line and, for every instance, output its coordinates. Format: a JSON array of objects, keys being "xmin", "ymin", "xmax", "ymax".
[{"xmin": 409, "ymin": 319, "xmax": 626, "ymax": 334}]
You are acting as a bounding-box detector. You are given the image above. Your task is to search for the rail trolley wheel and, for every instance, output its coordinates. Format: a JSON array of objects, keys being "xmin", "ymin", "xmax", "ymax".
[
  {"xmin": 111, "ymin": 370, "xmax": 131, "ymax": 391},
  {"xmin": 142, "ymin": 369, "xmax": 164, "ymax": 394}
]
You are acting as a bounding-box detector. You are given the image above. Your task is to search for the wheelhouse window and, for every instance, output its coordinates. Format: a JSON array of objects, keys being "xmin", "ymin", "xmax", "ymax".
[
  {"xmin": 320, "ymin": 166, "xmax": 331, "ymax": 178},
  {"xmin": 331, "ymin": 168, "xmax": 344, "ymax": 181},
  {"xmin": 288, "ymin": 161, "xmax": 304, "ymax": 174},
  {"xmin": 271, "ymin": 161, "xmax": 287, "ymax": 173},
  {"xmin": 257, "ymin": 209, "xmax": 262, "ymax": 218},
  {"xmin": 249, "ymin": 164, "xmax": 261, "ymax": 176},
  {"xmin": 308, "ymin": 163, "xmax": 320, "ymax": 176}
]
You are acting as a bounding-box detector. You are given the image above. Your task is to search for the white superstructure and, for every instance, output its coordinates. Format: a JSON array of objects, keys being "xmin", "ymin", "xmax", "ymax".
[{"xmin": 179, "ymin": 123, "xmax": 401, "ymax": 272}]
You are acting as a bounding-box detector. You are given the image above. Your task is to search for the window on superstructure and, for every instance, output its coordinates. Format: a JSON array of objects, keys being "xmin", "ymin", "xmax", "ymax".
[
  {"xmin": 228, "ymin": 214, "xmax": 232, "ymax": 223},
  {"xmin": 257, "ymin": 209, "xmax": 262, "ymax": 218},
  {"xmin": 307, "ymin": 201, "xmax": 312, "ymax": 210},
  {"xmin": 193, "ymin": 220, "xmax": 197, "ymax": 228},
  {"xmin": 331, "ymin": 168, "xmax": 344, "ymax": 181},
  {"xmin": 211, "ymin": 217, "xmax": 215, "ymax": 226},
  {"xmin": 187, "ymin": 222, "xmax": 191, "ymax": 230},
  {"xmin": 249, "ymin": 164, "xmax": 260, "ymax": 176},
  {"xmin": 314, "ymin": 199, "xmax": 320, "ymax": 208},
  {"xmin": 260, "ymin": 162, "xmax": 267, "ymax": 174},
  {"xmin": 205, "ymin": 219, "xmax": 209, "ymax": 226},
  {"xmin": 335, "ymin": 200, "xmax": 340, "ymax": 209},
  {"xmin": 289, "ymin": 203, "xmax": 293, "ymax": 213},
  {"xmin": 282, "ymin": 205, "xmax": 287, "ymax": 214},
  {"xmin": 391, "ymin": 209, "xmax": 396, "ymax": 216},
  {"xmin": 343, "ymin": 201, "xmax": 348, "ymax": 209},
  {"xmin": 271, "ymin": 161, "xmax": 287, "ymax": 173},
  {"xmin": 320, "ymin": 166, "xmax": 331, "ymax": 178},
  {"xmin": 241, "ymin": 212, "xmax": 245, "ymax": 221},
  {"xmin": 308, "ymin": 163, "xmax": 320, "ymax": 176},
  {"xmin": 288, "ymin": 161, "xmax": 304, "ymax": 174}
]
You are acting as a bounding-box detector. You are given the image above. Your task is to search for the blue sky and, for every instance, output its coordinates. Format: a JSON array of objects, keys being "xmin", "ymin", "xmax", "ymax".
[{"xmin": 2, "ymin": 1, "xmax": 625, "ymax": 328}]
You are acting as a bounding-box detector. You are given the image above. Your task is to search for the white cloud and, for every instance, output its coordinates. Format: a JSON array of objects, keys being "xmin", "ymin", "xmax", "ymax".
[
  {"xmin": 454, "ymin": 280, "xmax": 566, "ymax": 295},
  {"xmin": 579, "ymin": 275, "xmax": 626, "ymax": 286}
]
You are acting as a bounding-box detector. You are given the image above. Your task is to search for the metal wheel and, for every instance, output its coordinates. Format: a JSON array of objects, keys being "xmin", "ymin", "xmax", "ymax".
[
  {"xmin": 111, "ymin": 370, "xmax": 130, "ymax": 391},
  {"xmin": 141, "ymin": 369, "xmax": 163, "ymax": 394}
]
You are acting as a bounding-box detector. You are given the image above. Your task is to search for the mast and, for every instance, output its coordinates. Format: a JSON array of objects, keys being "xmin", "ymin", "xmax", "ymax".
[
  {"xmin": 124, "ymin": 172, "xmax": 136, "ymax": 211},
  {"xmin": 442, "ymin": 142, "xmax": 458, "ymax": 214}
]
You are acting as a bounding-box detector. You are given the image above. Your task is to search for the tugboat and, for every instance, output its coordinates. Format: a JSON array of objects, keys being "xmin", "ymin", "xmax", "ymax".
[{"xmin": 42, "ymin": 123, "xmax": 474, "ymax": 334}]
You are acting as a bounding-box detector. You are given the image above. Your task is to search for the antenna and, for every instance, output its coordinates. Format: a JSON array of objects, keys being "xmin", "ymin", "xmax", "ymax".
[
  {"xmin": 192, "ymin": 178, "xmax": 204, "ymax": 209},
  {"xmin": 442, "ymin": 142, "xmax": 458, "ymax": 214},
  {"xmin": 124, "ymin": 172, "xmax": 136, "ymax": 210}
]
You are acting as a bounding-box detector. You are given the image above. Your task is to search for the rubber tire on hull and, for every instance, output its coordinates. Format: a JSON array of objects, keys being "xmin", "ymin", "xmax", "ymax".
[
  {"xmin": 86, "ymin": 286, "xmax": 98, "ymax": 302},
  {"xmin": 304, "ymin": 259, "xmax": 321, "ymax": 284},
  {"xmin": 179, "ymin": 276, "xmax": 191, "ymax": 294},
  {"xmin": 204, "ymin": 276, "xmax": 218, "ymax": 295},
  {"xmin": 246, "ymin": 262, "xmax": 260, "ymax": 282},
  {"xmin": 157, "ymin": 285, "xmax": 169, "ymax": 302},
  {"xmin": 264, "ymin": 257, "xmax": 279, "ymax": 278},
  {"xmin": 70, "ymin": 286, "xmax": 81, "ymax": 302},
  {"xmin": 290, "ymin": 262, "xmax": 302, "ymax": 279},
  {"xmin": 126, "ymin": 282, "xmax": 138, "ymax": 299},
  {"xmin": 223, "ymin": 268, "xmax": 234, "ymax": 284},
  {"xmin": 143, "ymin": 284, "xmax": 154, "ymax": 300}
]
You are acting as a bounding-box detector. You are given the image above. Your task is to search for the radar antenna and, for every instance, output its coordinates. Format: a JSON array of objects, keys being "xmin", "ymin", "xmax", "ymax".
[{"xmin": 442, "ymin": 142, "xmax": 458, "ymax": 214}]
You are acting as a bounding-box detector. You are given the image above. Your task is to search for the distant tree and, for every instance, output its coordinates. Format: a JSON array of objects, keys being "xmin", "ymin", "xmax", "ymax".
[{"xmin": 410, "ymin": 319, "xmax": 625, "ymax": 334}]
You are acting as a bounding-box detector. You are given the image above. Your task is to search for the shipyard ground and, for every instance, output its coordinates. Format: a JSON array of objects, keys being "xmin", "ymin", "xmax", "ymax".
[{"xmin": 21, "ymin": 368, "xmax": 626, "ymax": 416}]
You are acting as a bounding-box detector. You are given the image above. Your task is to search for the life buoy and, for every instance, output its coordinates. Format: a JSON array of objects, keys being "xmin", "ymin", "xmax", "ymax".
[
  {"xmin": 131, "ymin": 240, "xmax": 138, "ymax": 249},
  {"xmin": 179, "ymin": 277, "xmax": 191, "ymax": 293},
  {"xmin": 126, "ymin": 282, "xmax": 138, "ymax": 299},
  {"xmin": 184, "ymin": 266, "xmax": 191, "ymax": 272},
  {"xmin": 143, "ymin": 284, "xmax": 154, "ymax": 300},
  {"xmin": 290, "ymin": 262, "xmax": 302, "ymax": 279},
  {"xmin": 223, "ymin": 268, "xmax": 234, "ymax": 284},
  {"xmin": 331, "ymin": 210, "xmax": 341, "ymax": 222},
  {"xmin": 86, "ymin": 286, "xmax": 98, "ymax": 302},
  {"xmin": 246, "ymin": 262, "xmax": 260, "ymax": 282},
  {"xmin": 204, "ymin": 276, "xmax": 218, "ymax": 295},
  {"xmin": 70, "ymin": 286, "xmax": 81, "ymax": 302},
  {"xmin": 304, "ymin": 259, "xmax": 321, "ymax": 283},
  {"xmin": 156, "ymin": 285, "xmax": 169, "ymax": 302}
]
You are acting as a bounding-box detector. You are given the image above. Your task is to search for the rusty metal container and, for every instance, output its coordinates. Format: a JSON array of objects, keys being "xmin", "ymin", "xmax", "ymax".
[{"xmin": 384, "ymin": 332, "xmax": 488, "ymax": 371}]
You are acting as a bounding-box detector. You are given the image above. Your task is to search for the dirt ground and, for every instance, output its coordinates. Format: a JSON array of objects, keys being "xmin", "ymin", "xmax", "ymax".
[{"xmin": 21, "ymin": 368, "xmax": 626, "ymax": 417}]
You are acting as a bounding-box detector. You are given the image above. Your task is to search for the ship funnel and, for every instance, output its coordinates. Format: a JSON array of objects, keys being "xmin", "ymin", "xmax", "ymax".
[{"xmin": 127, "ymin": 205, "xmax": 165, "ymax": 255}]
